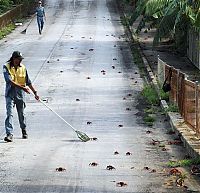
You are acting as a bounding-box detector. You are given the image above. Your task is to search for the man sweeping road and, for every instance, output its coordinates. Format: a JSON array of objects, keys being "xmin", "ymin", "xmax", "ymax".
[
  {"xmin": 3, "ymin": 51, "xmax": 39, "ymax": 142},
  {"xmin": 36, "ymin": 1, "xmax": 46, "ymax": 34}
]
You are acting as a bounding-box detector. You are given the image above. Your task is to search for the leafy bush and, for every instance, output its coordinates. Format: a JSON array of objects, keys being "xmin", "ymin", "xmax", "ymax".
[
  {"xmin": 142, "ymin": 85, "xmax": 159, "ymax": 105},
  {"xmin": 160, "ymin": 89, "xmax": 169, "ymax": 101},
  {"xmin": 0, "ymin": 0, "xmax": 13, "ymax": 14},
  {"xmin": 0, "ymin": 23, "xmax": 15, "ymax": 39},
  {"xmin": 166, "ymin": 104, "xmax": 179, "ymax": 113}
]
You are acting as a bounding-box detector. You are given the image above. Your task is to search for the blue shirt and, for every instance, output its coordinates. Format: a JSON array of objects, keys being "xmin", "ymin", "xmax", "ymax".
[
  {"xmin": 3, "ymin": 64, "xmax": 32, "ymax": 101},
  {"xmin": 36, "ymin": 6, "xmax": 45, "ymax": 17}
]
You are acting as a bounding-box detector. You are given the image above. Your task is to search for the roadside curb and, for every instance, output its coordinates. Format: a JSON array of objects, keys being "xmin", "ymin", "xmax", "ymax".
[{"xmin": 120, "ymin": 5, "xmax": 200, "ymax": 158}]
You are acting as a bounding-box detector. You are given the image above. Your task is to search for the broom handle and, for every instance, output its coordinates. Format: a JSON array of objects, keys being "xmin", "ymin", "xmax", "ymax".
[
  {"xmin": 27, "ymin": 16, "xmax": 34, "ymax": 28},
  {"xmin": 32, "ymin": 93, "xmax": 76, "ymax": 131}
]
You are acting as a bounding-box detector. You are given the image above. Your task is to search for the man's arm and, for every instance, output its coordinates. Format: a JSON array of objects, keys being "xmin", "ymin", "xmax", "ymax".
[
  {"xmin": 3, "ymin": 65, "xmax": 30, "ymax": 93},
  {"xmin": 26, "ymin": 70, "xmax": 39, "ymax": 100}
]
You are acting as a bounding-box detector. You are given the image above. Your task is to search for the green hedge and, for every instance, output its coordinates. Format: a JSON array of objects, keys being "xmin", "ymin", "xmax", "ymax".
[{"xmin": 0, "ymin": 0, "xmax": 33, "ymax": 14}]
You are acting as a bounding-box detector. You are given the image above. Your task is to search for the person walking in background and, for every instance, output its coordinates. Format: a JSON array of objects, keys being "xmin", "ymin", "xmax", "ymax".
[
  {"xmin": 3, "ymin": 51, "xmax": 39, "ymax": 142},
  {"xmin": 36, "ymin": 1, "xmax": 46, "ymax": 34}
]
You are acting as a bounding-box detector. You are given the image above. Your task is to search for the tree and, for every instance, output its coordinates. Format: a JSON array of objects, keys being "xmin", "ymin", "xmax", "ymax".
[
  {"xmin": 130, "ymin": 0, "xmax": 200, "ymax": 47},
  {"xmin": 0, "ymin": 0, "xmax": 13, "ymax": 14}
]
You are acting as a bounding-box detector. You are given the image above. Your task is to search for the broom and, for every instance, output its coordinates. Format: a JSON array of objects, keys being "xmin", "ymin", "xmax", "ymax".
[
  {"xmin": 32, "ymin": 93, "xmax": 90, "ymax": 142},
  {"xmin": 21, "ymin": 17, "xmax": 34, "ymax": 34}
]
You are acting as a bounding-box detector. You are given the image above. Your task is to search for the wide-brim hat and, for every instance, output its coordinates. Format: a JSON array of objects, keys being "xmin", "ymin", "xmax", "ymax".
[{"xmin": 12, "ymin": 51, "xmax": 24, "ymax": 60}]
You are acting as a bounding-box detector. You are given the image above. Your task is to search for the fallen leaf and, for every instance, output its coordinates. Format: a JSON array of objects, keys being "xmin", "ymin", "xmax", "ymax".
[
  {"xmin": 191, "ymin": 165, "xmax": 200, "ymax": 175},
  {"xmin": 89, "ymin": 162, "xmax": 98, "ymax": 166},
  {"xmin": 168, "ymin": 140, "xmax": 182, "ymax": 145},
  {"xmin": 162, "ymin": 147, "xmax": 168, "ymax": 151},
  {"xmin": 169, "ymin": 168, "xmax": 182, "ymax": 176},
  {"xmin": 56, "ymin": 167, "xmax": 66, "ymax": 172},
  {"xmin": 114, "ymin": 151, "xmax": 119, "ymax": 155},
  {"xmin": 144, "ymin": 166, "xmax": 150, "ymax": 170},
  {"xmin": 106, "ymin": 165, "xmax": 116, "ymax": 170},
  {"xmin": 146, "ymin": 130, "xmax": 152, "ymax": 134},
  {"xmin": 116, "ymin": 181, "xmax": 127, "ymax": 187},
  {"xmin": 126, "ymin": 152, "xmax": 132, "ymax": 155},
  {"xmin": 90, "ymin": 137, "xmax": 98, "ymax": 141},
  {"xmin": 150, "ymin": 169, "xmax": 156, "ymax": 173}
]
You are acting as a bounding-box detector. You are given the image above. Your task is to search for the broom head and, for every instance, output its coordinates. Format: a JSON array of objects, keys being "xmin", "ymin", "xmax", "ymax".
[{"xmin": 75, "ymin": 130, "xmax": 90, "ymax": 142}]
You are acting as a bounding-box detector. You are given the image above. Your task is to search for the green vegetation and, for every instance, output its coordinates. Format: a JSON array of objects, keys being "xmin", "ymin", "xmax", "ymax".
[
  {"xmin": 0, "ymin": 23, "xmax": 15, "ymax": 39},
  {"xmin": 167, "ymin": 158, "xmax": 200, "ymax": 167},
  {"xmin": 144, "ymin": 114, "xmax": 155, "ymax": 123},
  {"xmin": 142, "ymin": 85, "xmax": 159, "ymax": 105},
  {"xmin": 0, "ymin": 0, "xmax": 13, "ymax": 14},
  {"xmin": 0, "ymin": 0, "xmax": 33, "ymax": 14},
  {"xmin": 144, "ymin": 107, "xmax": 156, "ymax": 114},
  {"xmin": 166, "ymin": 103, "xmax": 179, "ymax": 113},
  {"xmin": 160, "ymin": 89, "xmax": 169, "ymax": 101},
  {"xmin": 123, "ymin": 0, "xmax": 200, "ymax": 54}
]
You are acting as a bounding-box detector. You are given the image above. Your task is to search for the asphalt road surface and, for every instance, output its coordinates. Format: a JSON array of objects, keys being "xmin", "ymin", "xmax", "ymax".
[{"xmin": 0, "ymin": 0, "xmax": 199, "ymax": 192}]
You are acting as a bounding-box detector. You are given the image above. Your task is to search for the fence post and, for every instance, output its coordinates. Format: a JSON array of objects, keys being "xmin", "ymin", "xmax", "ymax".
[
  {"xmin": 195, "ymin": 81, "xmax": 199, "ymax": 134},
  {"xmin": 176, "ymin": 69, "xmax": 180, "ymax": 105}
]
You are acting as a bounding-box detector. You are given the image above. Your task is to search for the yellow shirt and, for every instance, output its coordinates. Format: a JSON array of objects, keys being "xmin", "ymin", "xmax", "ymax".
[{"xmin": 6, "ymin": 63, "xmax": 26, "ymax": 86}]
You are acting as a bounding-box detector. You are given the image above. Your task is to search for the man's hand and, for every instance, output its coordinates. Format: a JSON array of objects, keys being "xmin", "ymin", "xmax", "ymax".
[
  {"xmin": 23, "ymin": 86, "xmax": 30, "ymax": 94},
  {"xmin": 34, "ymin": 92, "xmax": 40, "ymax": 101}
]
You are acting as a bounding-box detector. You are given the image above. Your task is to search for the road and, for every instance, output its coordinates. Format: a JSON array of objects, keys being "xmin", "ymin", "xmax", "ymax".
[{"xmin": 0, "ymin": 0, "xmax": 199, "ymax": 192}]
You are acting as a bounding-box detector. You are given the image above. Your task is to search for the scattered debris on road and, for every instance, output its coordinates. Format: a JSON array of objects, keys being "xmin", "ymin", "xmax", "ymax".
[
  {"xmin": 56, "ymin": 167, "xmax": 66, "ymax": 172},
  {"xmin": 116, "ymin": 181, "xmax": 127, "ymax": 187},
  {"xmin": 114, "ymin": 151, "xmax": 119, "ymax": 155},
  {"xmin": 126, "ymin": 152, "xmax": 132, "ymax": 156},
  {"xmin": 90, "ymin": 137, "xmax": 98, "ymax": 141},
  {"xmin": 169, "ymin": 168, "xmax": 182, "ymax": 176},
  {"xmin": 106, "ymin": 165, "xmax": 116, "ymax": 170},
  {"xmin": 89, "ymin": 162, "xmax": 98, "ymax": 166}
]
